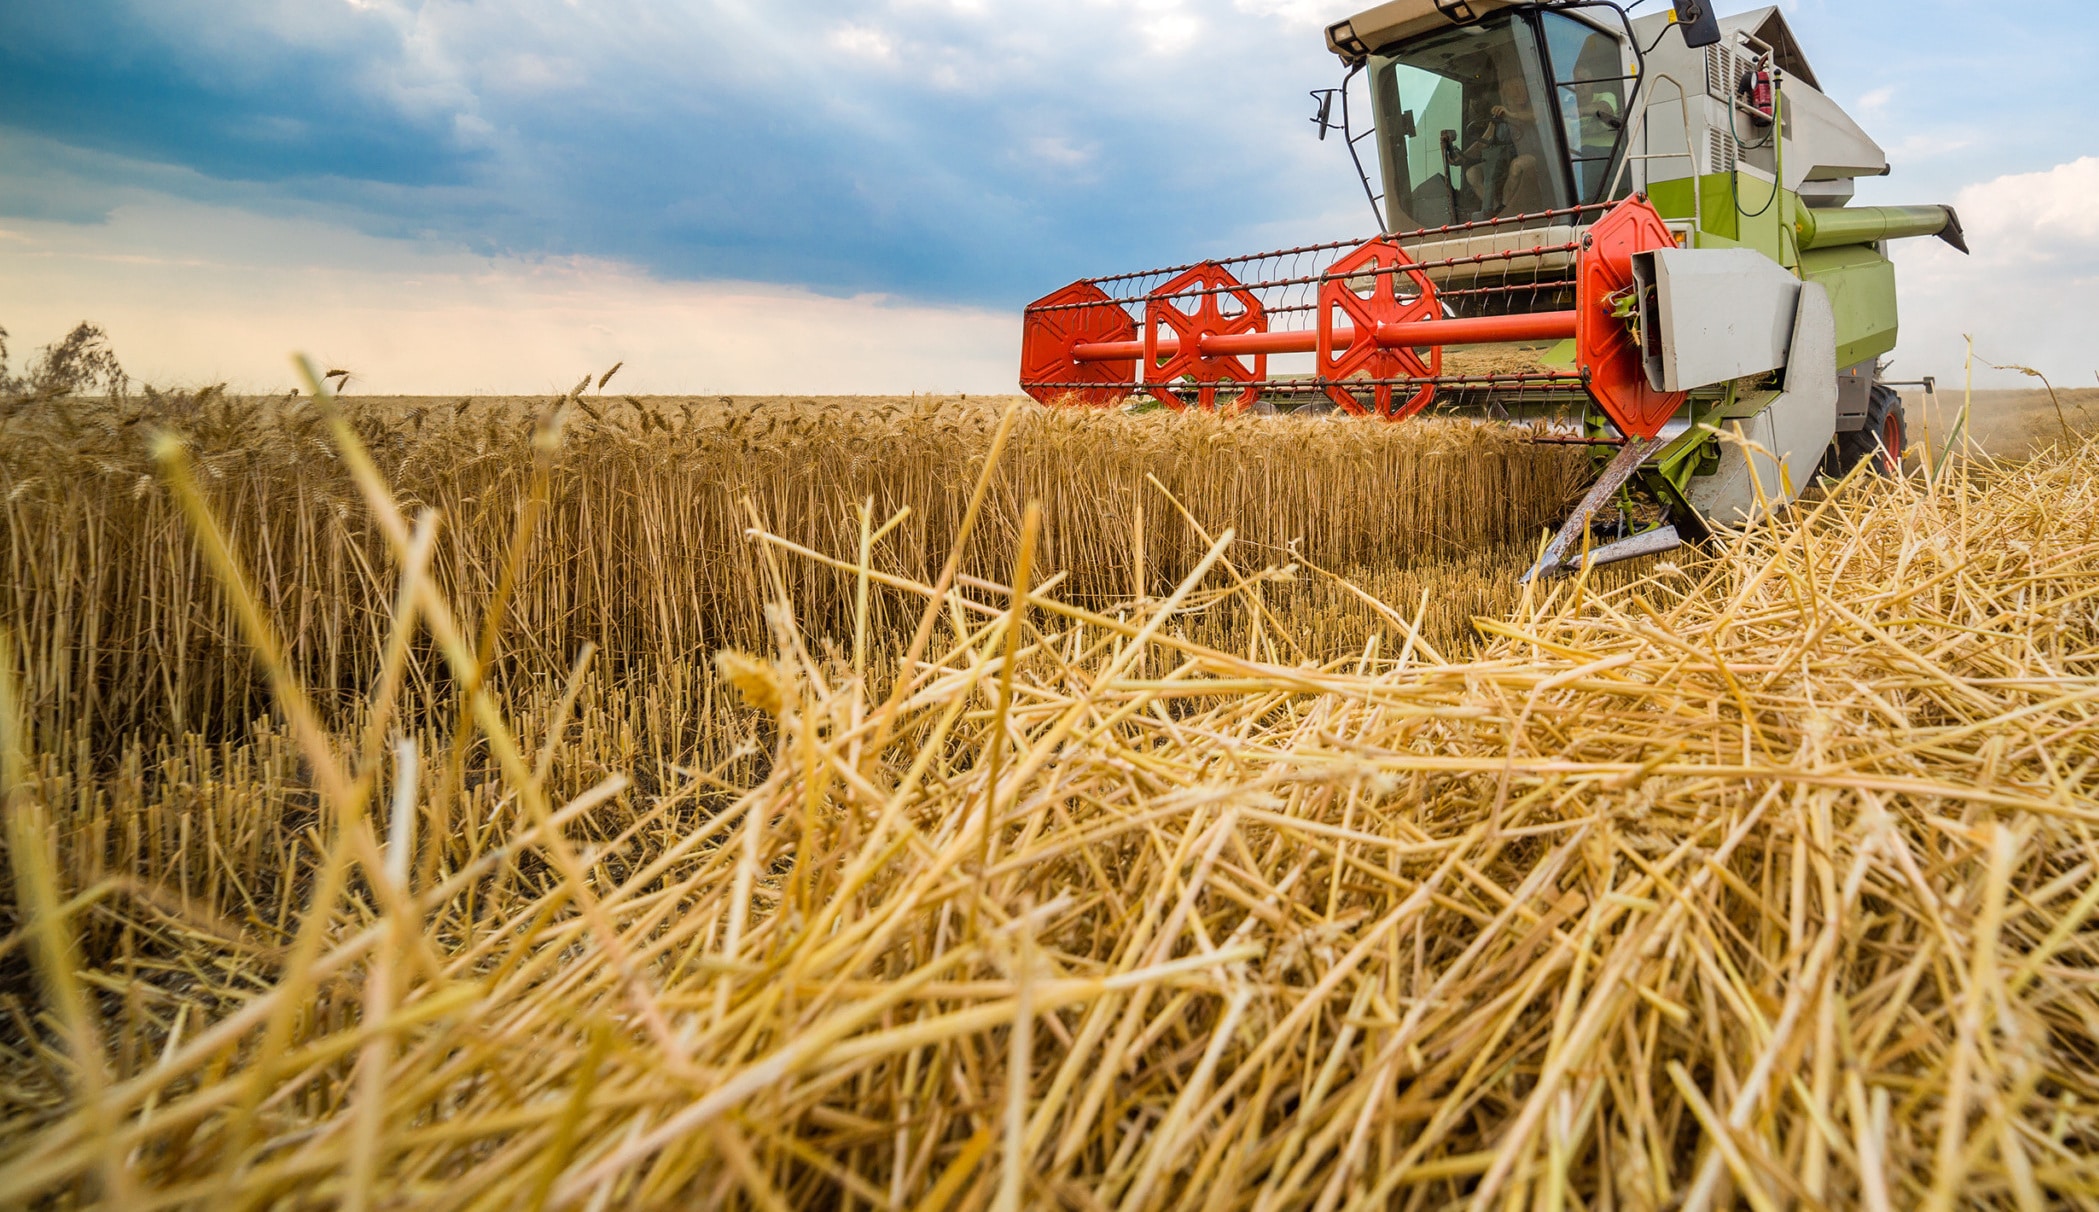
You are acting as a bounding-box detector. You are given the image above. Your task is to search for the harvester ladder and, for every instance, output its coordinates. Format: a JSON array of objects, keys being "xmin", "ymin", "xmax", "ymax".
[{"xmin": 1337, "ymin": 61, "xmax": 1386, "ymax": 228}]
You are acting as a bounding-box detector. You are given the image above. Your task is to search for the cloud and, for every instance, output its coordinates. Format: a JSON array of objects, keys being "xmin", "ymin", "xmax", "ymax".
[
  {"xmin": 0, "ymin": 0, "xmax": 1365, "ymax": 305},
  {"xmin": 1233, "ymin": 0, "xmax": 1334, "ymax": 28},
  {"xmin": 1024, "ymin": 136, "xmax": 1094, "ymax": 170},
  {"xmin": 1126, "ymin": 1, "xmax": 1204, "ymax": 55},
  {"xmin": 0, "ymin": 1, "xmax": 478, "ymax": 186},
  {"xmin": 1885, "ymin": 157, "xmax": 2099, "ymax": 385},
  {"xmin": 1852, "ymin": 84, "xmax": 1895, "ymax": 119},
  {"xmin": 1951, "ymin": 156, "xmax": 2099, "ymax": 265},
  {"xmin": 0, "ymin": 196, "xmax": 1016, "ymax": 395},
  {"xmin": 828, "ymin": 23, "xmax": 901, "ymax": 64}
]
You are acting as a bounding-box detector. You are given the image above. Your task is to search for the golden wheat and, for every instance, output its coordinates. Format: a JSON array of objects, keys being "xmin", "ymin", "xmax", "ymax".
[
  {"xmin": 3, "ymin": 388, "xmax": 2096, "ymax": 1209},
  {"xmin": 0, "ymin": 391, "xmax": 1586, "ymax": 745}
]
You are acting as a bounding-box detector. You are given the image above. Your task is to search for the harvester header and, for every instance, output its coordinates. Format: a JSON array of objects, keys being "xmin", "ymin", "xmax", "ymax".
[
  {"xmin": 1015, "ymin": 0, "xmax": 1968, "ymax": 578},
  {"xmin": 1022, "ymin": 197, "xmax": 1685, "ymax": 438}
]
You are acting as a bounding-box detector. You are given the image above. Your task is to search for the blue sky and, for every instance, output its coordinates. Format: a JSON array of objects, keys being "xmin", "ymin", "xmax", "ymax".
[{"xmin": 1, "ymin": 0, "xmax": 2094, "ymax": 393}]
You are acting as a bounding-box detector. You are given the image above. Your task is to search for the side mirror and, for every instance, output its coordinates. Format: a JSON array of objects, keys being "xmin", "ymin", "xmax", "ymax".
[
  {"xmin": 1309, "ymin": 89, "xmax": 1337, "ymax": 140},
  {"xmin": 1669, "ymin": 0, "xmax": 1723, "ymax": 49}
]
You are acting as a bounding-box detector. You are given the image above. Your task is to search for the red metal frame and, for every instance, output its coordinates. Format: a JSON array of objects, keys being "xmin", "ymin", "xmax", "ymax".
[
  {"xmin": 1018, "ymin": 196, "xmax": 1689, "ymax": 435},
  {"xmin": 1143, "ymin": 263, "xmax": 1268, "ymax": 411},
  {"xmin": 1069, "ymin": 311, "xmax": 1583, "ymax": 364},
  {"xmin": 1019, "ymin": 281, "xmax": 1135, "ymax": 407},
  {"xmin": 1316, "ymin": 239, "xmax": 1440, "ymax": 418},
  {"xmin": 1573, "ymin": 199, "xmax": 1686, "ymax": 439}
]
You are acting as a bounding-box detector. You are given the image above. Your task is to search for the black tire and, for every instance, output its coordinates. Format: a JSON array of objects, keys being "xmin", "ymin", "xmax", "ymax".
[{"xmin": 1827, "ymin": 384, "xmax": 1907, "ymax": 477}]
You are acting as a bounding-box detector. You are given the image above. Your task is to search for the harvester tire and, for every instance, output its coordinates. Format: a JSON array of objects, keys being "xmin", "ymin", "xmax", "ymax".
[{"xmin": 1827, "ymin": 385, "xmax": 1907, "ymax": 477}]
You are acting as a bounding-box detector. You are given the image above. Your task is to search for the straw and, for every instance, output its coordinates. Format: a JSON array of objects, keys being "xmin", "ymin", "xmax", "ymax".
[{"xmin": 3, "ymin": 394, "xmax": 2097, "ymax": 1208}]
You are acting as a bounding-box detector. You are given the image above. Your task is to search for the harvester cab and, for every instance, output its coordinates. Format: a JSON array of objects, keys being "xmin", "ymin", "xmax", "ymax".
[{"xmin": 1018, "ymin": 0, "xmax": 1969, "ymax": 579}]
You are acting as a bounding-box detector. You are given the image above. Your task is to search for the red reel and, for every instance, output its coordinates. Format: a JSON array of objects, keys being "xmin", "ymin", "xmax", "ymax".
[
  {"xmin": 1575, "ymin": 197, "xmax": 1686, "ymax": 439},
  {"xmin": 1144, "ymin": 263, "xmax": 1267, "ymax": 411},
  {"xmin": 1317, "ymin": 239, "xmax": 1441, "ymax": 418},
  {"xmin": 1020, "ymin": 281, "xmax": 1136, "ymax": 407}
]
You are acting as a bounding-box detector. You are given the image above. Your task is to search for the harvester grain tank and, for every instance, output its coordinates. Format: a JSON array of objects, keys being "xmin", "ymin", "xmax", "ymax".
[{"xmin": 1017, "ymin": 0, "xmax": 1968, "ymax": 577}]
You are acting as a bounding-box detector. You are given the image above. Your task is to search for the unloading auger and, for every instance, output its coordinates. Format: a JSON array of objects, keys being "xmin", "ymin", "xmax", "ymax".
[{"xmin": 1017, "ymin": 0, "xmax": 1969, "ymax": 578}]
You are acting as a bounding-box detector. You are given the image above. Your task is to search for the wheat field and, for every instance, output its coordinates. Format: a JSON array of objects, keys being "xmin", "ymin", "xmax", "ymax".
[
  {"xmin": 3, "ymin": 383, "xmax": 2097, "ymax": 1209},
  {"xmin": 1, "ymin": 389, "xmax": 1586, "ymax": 747}
]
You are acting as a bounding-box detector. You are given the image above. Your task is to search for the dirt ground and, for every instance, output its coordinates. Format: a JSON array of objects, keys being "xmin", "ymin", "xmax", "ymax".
[{"xmin": 1903, "ymin": 386, "xmax": 2099, "ymax": 458}]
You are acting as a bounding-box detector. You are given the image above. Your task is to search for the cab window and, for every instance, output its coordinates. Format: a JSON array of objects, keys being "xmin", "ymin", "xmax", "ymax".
[
  {"xmin": 1540, "ymin": 12, "xmax": 1630, "ymax": 202},
  {"xmin": 1369, "ymin": 15, "xmax": 1570, "ymax": 231}
]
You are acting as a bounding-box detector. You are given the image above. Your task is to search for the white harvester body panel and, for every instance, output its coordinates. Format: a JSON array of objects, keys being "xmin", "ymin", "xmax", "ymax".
[
  {"xmin": 1683, "ymin": 281, "xmax": 1838, "ymax": 526},
  {"xmin": 1625, "ymin": 7, "xmax": 1886, "ymax": 200},
  {"xmin": 1326, "ymin": 0, "xmax": 1531, "ymax": 63},
  {"xmin": 1396, "ymin": 222, "xmax": 1581, "ymax": 284},
  {"xmin": 1633, "ymin": 247, "xmax": 1800, "ymax": 392},
  {"xmin": 1781, "ymin": 83, "xmax": 1889, "ymax": 193}
]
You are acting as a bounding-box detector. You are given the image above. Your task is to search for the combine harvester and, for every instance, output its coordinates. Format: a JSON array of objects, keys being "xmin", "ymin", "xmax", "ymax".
[{"xmin": 1018, "ymin": 0, "xmax": 1967, "ymax": 577}]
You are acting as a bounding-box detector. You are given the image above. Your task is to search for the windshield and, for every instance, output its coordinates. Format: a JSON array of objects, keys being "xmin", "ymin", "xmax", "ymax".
[
  {"xmin": 1540, "ymin": 12, "xmax": 1630, "ymax": 202},
  {"xmin": 1367, "ymin": 12, "xmax": 1627, "ymax": 232}
]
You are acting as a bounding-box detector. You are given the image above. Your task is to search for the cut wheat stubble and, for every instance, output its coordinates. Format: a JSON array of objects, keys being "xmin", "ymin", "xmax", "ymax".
[{"xmin": 0, "ymin": 385, "xmax": 2096, "ymax": 1208}]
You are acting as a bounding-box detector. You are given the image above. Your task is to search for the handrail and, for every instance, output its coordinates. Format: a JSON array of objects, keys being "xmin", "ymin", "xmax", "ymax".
[{"xmin": 1611, "ymin": 71, "xmax": 1703, "ymax": 238}]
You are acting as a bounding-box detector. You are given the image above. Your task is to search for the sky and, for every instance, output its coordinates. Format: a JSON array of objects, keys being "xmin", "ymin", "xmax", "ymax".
[{"xmin": 0, "ymin": 0, "xmax": 2093, "ymax": 395}]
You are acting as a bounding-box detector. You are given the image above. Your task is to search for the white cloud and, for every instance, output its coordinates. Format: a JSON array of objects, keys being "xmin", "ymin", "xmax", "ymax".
[
  {"xmin": 0, "ymin": 199, "xmax": 1016, "ymax": 396},
  {"xmin": 1136, "ymin": 13, "xmax": 1201, "ymax": 55},
  {"xmin": 1952, "ymin": 155, "xmax": 2099, "ymax": 263},
  {"xmin": 1853, "ymin": 84, "xmax": 1895, "ymax": 119},
  {"xmin": 1094, "ymin": 0, "xmax": 1203, "ymax": 56},
  {"xmin": 451, "ymin": 112, "xmax": 496, "ymax": 147},
  {"xmin": 1232, "ymin": 0, "xmax": 1331, "ymax": 28},
  {"xmin": 1884, "ymin": 130, "xmax": 1979, "ymax": 165},
  {"xmin": 1885, "ymin": 157, "xmax": 2099, "ymax": 385},
  {"xmin": 828, "ymin": 22, "xmax": 901, "ymax": 64},
  {"xmin": 496, "ymin": 52, "xmax": 583, "ymax": 93},
  {"xmin": 1025, "ymin": 135, "xmax": 1094, "ymax": 169}
]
